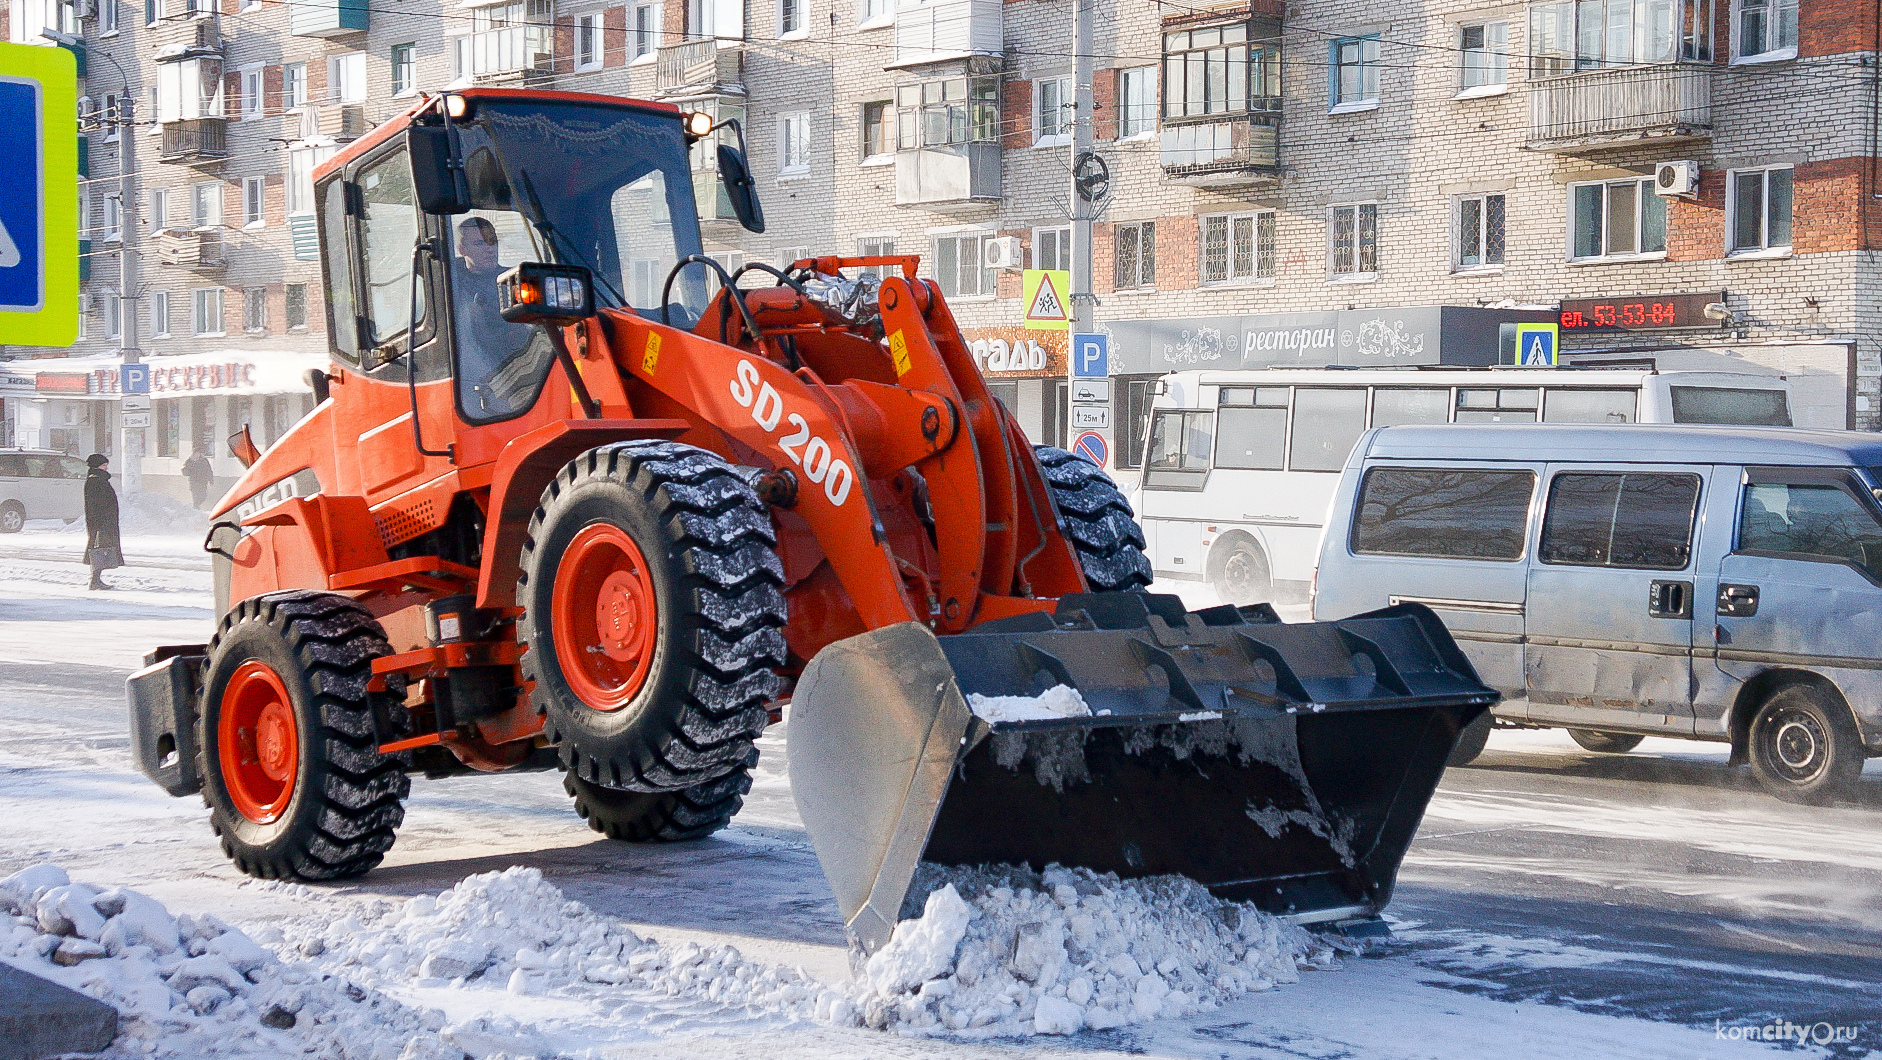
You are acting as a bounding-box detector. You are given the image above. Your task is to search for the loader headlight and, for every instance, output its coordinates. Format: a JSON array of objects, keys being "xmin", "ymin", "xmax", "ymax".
[
  {"xmin": 498, "ymin": 262, "xmax": 595, "ymax": 325},
  {"xmin": 443, "ymin": 93, "xmax": 472, "ymax": 120},
  {"xmin": 682, "ymin": 111, "xmax": 715, "ymax": 139}
]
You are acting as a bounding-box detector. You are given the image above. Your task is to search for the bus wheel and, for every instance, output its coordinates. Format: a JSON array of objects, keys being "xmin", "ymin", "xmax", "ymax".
[{"xmin": 1209, "ymin": 534, "xmax": 1272, "ymax": 605}]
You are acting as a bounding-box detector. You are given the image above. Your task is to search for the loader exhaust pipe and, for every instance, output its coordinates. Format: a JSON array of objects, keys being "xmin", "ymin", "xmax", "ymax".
[{"xmin": 789, "ymin": 596, "xmax": 1496, "ymax": 954}]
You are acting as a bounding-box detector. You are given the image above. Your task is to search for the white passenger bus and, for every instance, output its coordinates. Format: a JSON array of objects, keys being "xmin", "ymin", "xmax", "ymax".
[{"xmin": 1132, "ymin": 367, "xmax": 1797, "ymax": 603}]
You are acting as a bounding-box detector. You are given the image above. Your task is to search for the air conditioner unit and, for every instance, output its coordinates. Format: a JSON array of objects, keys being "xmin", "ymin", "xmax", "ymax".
[
  {"xmin": 984, "ymin": 236, "xmax": 1024, "ymax": 271},
  {"xmin": 73, "ymin": 0, "xmax": 95, "ymax": 19},
  {"xmin": 1655, "ymin": 160, "xmax": 1700, "ymax": 197}
]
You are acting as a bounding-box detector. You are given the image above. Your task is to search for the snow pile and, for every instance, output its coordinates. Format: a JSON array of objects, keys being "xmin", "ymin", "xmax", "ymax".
[
  {"xmin": 121, "ymin": 489, "xmax": 211, "ymax": 536},
  {"xmin": 967, "ymin": 684, "xmax": 1092, "ymax": 723},
  {"xmin": 0, "ymin": 864, "xmax": 460, "ymax": 1060},
  {"xmin": 852, "ymin": 863, "xmax": 1336, "ymax": 1038}
]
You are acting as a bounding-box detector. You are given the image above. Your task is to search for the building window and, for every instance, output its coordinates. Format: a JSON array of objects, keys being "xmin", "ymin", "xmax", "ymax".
[
  {"xmin": 238, "ymin": 67, "xmax": 262, "ymax": 119},
  {"xmin": 568, "ymin": 16, "xmax": 598, "ymax": 70},
  {"xmin": 242, "ymin": 177, "xmax": 266, "ymax": 228},
  {"xmin": 150, "ymin": 290, "xmax": 171, "ymax": 338},
  {"xmin": 102, "ymin": 94, "xmax": 120, "ymax": 141},
  {"xmin": 895, "ymin": 78, "xmax": 999, "ymax": 149},
  {"xmin": 149, "ymin": 186, "xmax": 169, "ymax": 230},
  {"xmin": 1569, "ymin": 178, "xmax": 1666, "ymax": 260},
  {"xmin": 1456, "ymin": 194, "xmax": 1506, "ymax": 269},
  {"xmin": 1530, "ymin": 0, "xmax": 1714, "ymax": 73},
  {"xmin": 106, "ymin": 295, "xmax": 122, "ymax": 340},
  {"xmin": 146, "ymin": 87, "xmax": 160, "ymax": 134},
  {"xmin": 1114, "ymin": 220, "xmax": 1155, "ymax": 289},
  {"xmin": 1330, "ymin": 35, "xmax": 1381, "ymax": 110},
  {"xmin": 102, "ymin": 195, "xmax": 123, "ymax": 242},
  {"xmin": 1163, "ymin": 22, "xmax": 1279, "ymax": 119},
  {"xmin": 1459, "ymin": 22, "xmax": 1508, "ymax": 90},
  {"xmin": 779, "ymin": 0, "xmax": 802, "ymax": 36},
  {"xmin": 145, "ymin": 0, "xmax": 160, "ymax": 26},
  {"xmin": 283, "ymin": 62, "xmax": 307, "ymax": 109},
  {"xmin": 1033, "ymin": 226, "xmax": 1070, "ymax": 271},
  {"xmin": 1036, "ymin": 76, "xmax": 1072, "ymax": 142},
  {"xmin": 288, "ymin": 144, "xmax": 335, "ymax": 215},
  {"xmin": 858, "ymin": 236, "xmax": 896, "ymax": 278},
  {"xmin": 861, "ymin": 100, "xmax": 891, "ymax": 160},
  {"xmin": 101, "ymin": 0, "xmax": 119, "ymax": 34},
  {"xmin": 778, "ymin": 111, "xmax": 811, "ymax": 175},
  {"xmin": 157, "ymin": 58, "xmax": 224, "ymax": 122},
  {"xmin": 286, "ymin": 283, "xmax": 308, "ymax": 329},
  {"xmin": 328, "ymin": 53, "xmax": 366, "ymax": 103},
  {"xmin": 933, "ymin": 232, "xmax": 994, "ymax": 298},
  {"xmin": 158, "ymin": 402, "xmax": 180, "ymax": 457},
  {"xmin": 1329, "ymin": 203, "xmax": 1378, "ymax": 277},
  {"xmin": 1118, "ymin": 66, "xmax": 1156, "ymax": 137},
  {"xmin": 191, "ymin": 182, "xmax": 221, "ymax": 228},
  {"xmin": 1736, "ymin": 0, "xmax": 1798, "ymax": 59},
  {"xmin": 1201, "ymin": 211, "xmax": 1275, "ymax": 284},
  {"xmin": 244, "ymin": 287, "xmax": 268, "ymax": 333},
  {"xmin": 633, "ymin": 1, "xmax": 661, "ymax": 58},
  {"xmin": 1728, "ymin": 166, "xmax": 1793, "ymax": 253},
  {"xmin": 192, "ymin": 288, "xmax": 225, "ymax": 336},
  {"xmin": 389, "ymin": 43, "xmax": 417, "ymax": 94},
  {"xmin": 860, "ymin": 0, "xmax": 889, "ymax": 23}
]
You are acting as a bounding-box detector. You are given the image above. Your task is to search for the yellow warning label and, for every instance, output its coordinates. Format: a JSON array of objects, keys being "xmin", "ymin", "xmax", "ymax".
[
  {"xmin": 889, "ymin": 330, "xmax": 912, "ymax": 377},
  {"xmin": 642, "ymin": 331, "xmax": 662, "ymax": 374}
]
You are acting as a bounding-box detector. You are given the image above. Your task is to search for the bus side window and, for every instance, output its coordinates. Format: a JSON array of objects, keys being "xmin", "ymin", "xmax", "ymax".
[
  {"xmin": 1544, "ymin": 388, "xmax": 1636, "ymax": 423},
  {"xmin": 1372, "ymin": 388, "xmax": 1449, "ymax": 426},
  {"xmin": 1216, "ymin": 402, "xmax": 1287, "ymax": 470}
]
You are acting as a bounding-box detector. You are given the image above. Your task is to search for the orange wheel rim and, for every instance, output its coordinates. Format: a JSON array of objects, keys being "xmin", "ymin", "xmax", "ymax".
[
  {"xmin": 218, "ymin": 660, "xmax": 300, "ymax": 823},
  {"xmin": 552, "ymin": 522, "xmax": 658, "ymax": 712}
]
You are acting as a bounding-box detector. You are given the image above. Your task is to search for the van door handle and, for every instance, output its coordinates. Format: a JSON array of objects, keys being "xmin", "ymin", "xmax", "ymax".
[
  {"xmin": 1717, "ymin": 583, "xmax": 1760, "ymax": 617},
  {"xmin": 1648, "ymin": 580, "xmax": 1693, "ymax": 619}
]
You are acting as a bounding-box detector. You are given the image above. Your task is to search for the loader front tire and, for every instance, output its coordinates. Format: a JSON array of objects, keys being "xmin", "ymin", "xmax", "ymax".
[
  {"xmin": 1034, "ymin": 445, "xmax": 1153, "ymax": 592},
  {"xmin": 563, "ymin": 765, "xmax": 751, "ymax": 842},
  {"xmin": 519, "ymin": 440, "xmax": 788, "ymax": 793},
  {"xmin": 198, "ymin": 591, "xmax": 408, "ymax": 880}
]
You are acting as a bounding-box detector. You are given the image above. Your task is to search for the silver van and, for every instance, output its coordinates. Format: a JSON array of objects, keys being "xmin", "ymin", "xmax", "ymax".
[
  {"xmin": 0, "ymin": 449, "xmax": 88, "ymax": 533},
  {"xmin": 1313, "ymin": 424, "xmax": 1882, "ymax": 803}
]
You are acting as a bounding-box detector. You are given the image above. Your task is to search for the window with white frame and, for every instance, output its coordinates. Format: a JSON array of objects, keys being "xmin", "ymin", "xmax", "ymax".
[
  {"xmin": 150, "ymin": 290, "xmax": 171, "ymax": 338},
  {"xmin": 1735, "ymin": 0, "xmax": 1798, "ymax": 60},
  {"xmin": 106, "ymin": 295, "xmax": 122, "ymax": 340},
  {"xmin": 932, "ymin": 232, "xmax": 994, "ymax": 297},
  {"xmin": 100, "ymin": 0, "xmax": 119, "ymax": 34},
  {"xmin": 1330, "ymin": 35, "xmax": 1380, "ymax": 110},
  {"xmin": 191, "ymin": 182, "xmax": 221, "ymax": 228},
  {"xmin": 328, "ymin": 53, "xmax": 366, "ymax": 103},
  {"xmin": 102, "ymin": 94, "xmax": 120, "ymax": 141},
  {"xmin": 895, "ymin": 77, "xmax": 1000, "ymax": 149},
  {"xmin": 283, "ymin": 62, "xmax": 307, "ymax": 109},
  {"xmin": 1033, "ymin": 226, "xmax": 1071, "ymax": 271},
  {"xmin": 150, "ymin": 186, "xmax": 170, "ymax": 230},
  {"xmin": 575, "ymin": 15, "xmax": 602, "ymax": 70},
  {"xmin": 102, "ymin": 195, "xmax": 123, "ymax": 242},
  {"xmin": 1118, "ymin": 67, "xmax": 1156, "ymax": 137},
  {"xmin": 285, "ymin": 284, "xmax": 308, "ymax": 330},
  {"xmin": 1328, "ymin": 203, "xmax": 1378, "ymax": 277},
  {"xmin": 238, "ymin": 67, "xmax": 262, "ymax": 119},
  {"xmin": 1036, "ymin": 76, "xmax": 1072, "ymax": 142},
  {"xmin": 1201, "ymin": 211, "xmax": 1275, "ymax": 284},
  {"xmin": 1459, "ymin": 22, "xmax": 1508, "ymax": 90},
  {"xmin": 77, "ymin": 193, "xmax": 88, "ymax": 245},
  {"xmin": 243, "ymin": 177, "xmax": 266, "ymax": 227},
  {"xmin": 860, "ymin": 0, "xmax": 890, "ymax": 23},
  {"xmin": 1162, "ymin": 22, "xmax": 1280, "ymax": 119},
  {"xmin": 287, "ymin": 145, "xmax": 335, "ymax": 214},
  {"xmin": 391, "ymin": 43, "xmax": 416, "ymax": 94},
  {"xmin": 779, "ymin": 0, "xmax": 803, "ymax": 36},
  {"xmin": 861, "ymin": 100, "xmax": 891, "ymax": 160},
  {"xmin": 157, "ymin": 58, "xmax": 224, "ymax": 122},
  {"xmin": 1728, "ymin": 166, "xmax": 1793, "ymax": 252},
  {"xmin": 633, "ymin": 1, "xmax": 662, "ymax": 58},
  {"xmin": 778, "ymin": 111, "xmax": 811, "ymax": 175},
  {"xmin": 1569, "ymin": 178, "xmax": 1667, "ymax": 259},
  {"xmin": 144, "ymin": 0, "xmax": 161, "ymax": 24},
  {"xmin": 147, "ymin": 87, "xmax": 160, "ymax": 133},
  {"xmin": 1530, "ymin": 0, "xmax": 1714, "ymax": 73},
  {"xmin": 858, "ymin": 235, "xmax": 896, "ymax": 278},
  {"xmin": 192, "ymin": 288, "xmax": 225, "ymax": 336},
  {"xmin": 244, "ymin": 287, "xmax": 268, "ymax": 332},
  {"xmin": 1114, "ymin": 221, "xmax": 1155, "ymax": 289},
  {"xmin": 1456, "ymin": 193, "xmax": 1506, "ymax": 268}
]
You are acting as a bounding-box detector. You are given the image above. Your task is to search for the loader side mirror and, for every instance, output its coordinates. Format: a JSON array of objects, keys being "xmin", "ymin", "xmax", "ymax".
[
  {"xmin": 227, "ymin": 426, "xmax": 261, "ymax": 469},
  {"xmin": 717, "ymin": 144, "xmax": 766, "ymax": 234},
  {"xmin": 409, "ymin": 126, "xmax": 471, "ymax": 215},
  {"xmin": 498, "ymin": 262, "xmax": 595, "ymax": 324}
]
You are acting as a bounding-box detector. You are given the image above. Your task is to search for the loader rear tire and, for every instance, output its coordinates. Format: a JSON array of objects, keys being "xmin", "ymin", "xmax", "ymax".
[
  {"xmin": 563, "ymin": 764, "xmax": 751, "ymax": 842},
  {"xmin": 519, "ymin": 440, "xmax": 788, "ymax": 793},
  {"xmin": 1034, "ymin": 445, "xmax": 1152, "ymax": 592},
  {"xmin": 197, "ymin": 591, "xmax": 408, "ymax": 880}
]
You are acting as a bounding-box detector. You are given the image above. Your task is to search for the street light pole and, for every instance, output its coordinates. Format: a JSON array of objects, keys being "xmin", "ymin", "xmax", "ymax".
[
  {"xmin": 1068, "ymin": 0, "xmax": 1095, "ymax": 337},
  {"xmin": 115, "ymin": 92, "xmax": 143, "ymax": 495}
]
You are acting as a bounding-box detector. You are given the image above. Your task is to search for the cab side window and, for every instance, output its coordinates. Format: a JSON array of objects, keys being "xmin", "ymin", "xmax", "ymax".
[
  {"xmin": 1145, "ymin": 410, "xmax": 1212, "ymax": 488},
  {"xmin": 1739, "ymin": 482, "xmax": 1882, "ymax": 580},
  {"xmin": 1540, "ymin": 472, "xmax": 1700, "ymax": 570},
  {"xmin": 356, "ymin": 149, "xmax": 428, "ymax": 353}
]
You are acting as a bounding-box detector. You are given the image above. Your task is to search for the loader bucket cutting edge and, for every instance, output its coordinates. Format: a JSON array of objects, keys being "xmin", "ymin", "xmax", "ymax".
[{"xmin": 787, "ymin": 596, "xmax": 1497, "ymax": 954}]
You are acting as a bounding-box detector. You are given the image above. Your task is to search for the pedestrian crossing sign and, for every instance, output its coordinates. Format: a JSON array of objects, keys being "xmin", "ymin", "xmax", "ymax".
[
  {"xmin": 1022, "ymin": 269, "xmax": 1070, "ymax": 331},
  {"xmin": 0, "ymin": 43, "xmax": 78, "ymax": 347},
  {"xmin": 1515, "ymin": 323, "xmax": 1559, "ymax": 367}
]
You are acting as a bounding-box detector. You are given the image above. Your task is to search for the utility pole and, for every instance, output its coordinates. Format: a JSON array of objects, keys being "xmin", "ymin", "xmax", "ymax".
[
  {"xmin": 115, "ymin": 92, "xmax": 143, "ymax": 495},
  {"xmin": 1068, "ymin": 0, "xmax": 1096, "ymax": 336}
]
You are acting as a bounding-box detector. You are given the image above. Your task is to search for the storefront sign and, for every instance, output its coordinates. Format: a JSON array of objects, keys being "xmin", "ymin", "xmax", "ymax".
[
  {"xmin": 961, "ymin": 328, "xmax": 1067, "ymax": 378},
  {"xmin": 0, "ymin": 371, "xmax": 35, "ymax": 395},
  {"xmin": 34, "ymin": 372, "xmax": 89, "ymax": 393},
  {"xmin": 1105, "ymin": 306, "xmax": 1555, "ymax": 375},
  {"xmin": 83, "ymin": 361, "xmax": 261, "ymax": 395},
  {"xmin": 1559, "ymin": 292, "xmax": 1723, "ymax": 332}
]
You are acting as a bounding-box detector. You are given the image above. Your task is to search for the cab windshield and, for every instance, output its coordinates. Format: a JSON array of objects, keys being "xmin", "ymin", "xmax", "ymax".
[{"xmin": 446, "ymin": 99, "xmax": 711, "ymax": 421}]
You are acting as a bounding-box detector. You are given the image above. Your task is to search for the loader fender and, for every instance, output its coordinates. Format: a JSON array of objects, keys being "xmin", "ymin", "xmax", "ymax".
[{"xmin": 127, "ymin": 650, "xmax": 207, "ymax": 797}]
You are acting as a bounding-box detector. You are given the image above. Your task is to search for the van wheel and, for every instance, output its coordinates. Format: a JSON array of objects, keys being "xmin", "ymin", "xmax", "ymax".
[
  {"xmin": 0, "ymin": 503, "xmax": 23, "ymax": 534},
  {"xmin": 1567, "ymin": 729, "xmax": 1645, "ymax": 753},
  {"xmin": 1209, "ymin": 535, "xmax": 1272, "ymax": 605},
  {"xmin": 1447, "ymin": 711, "xmax": 1492, "ymax": 766},
  {"xmin": 1748, "ymin": 684, "xmax": 1865, "ymax": 804}
]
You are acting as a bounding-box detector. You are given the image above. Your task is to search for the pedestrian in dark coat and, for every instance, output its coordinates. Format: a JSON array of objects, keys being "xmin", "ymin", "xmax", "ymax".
[
  {"xmin": 182, "ymin": 447, "xmax": 215, "ymax": 509},
  {"xmin": 83, "ymin": 454, "xmax": 122, "ymax": 591}
]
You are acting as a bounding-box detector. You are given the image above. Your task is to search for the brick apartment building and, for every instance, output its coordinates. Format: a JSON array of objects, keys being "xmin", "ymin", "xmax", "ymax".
[{"xmin": 3, "ymin": 0, "xmax": 1878, "ymax": 490}]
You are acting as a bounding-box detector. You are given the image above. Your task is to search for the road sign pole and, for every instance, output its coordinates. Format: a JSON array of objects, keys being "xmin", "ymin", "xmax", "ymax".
[{"xmin": 116, "ymin": 95, "xmax": 143, "ymax": 494}]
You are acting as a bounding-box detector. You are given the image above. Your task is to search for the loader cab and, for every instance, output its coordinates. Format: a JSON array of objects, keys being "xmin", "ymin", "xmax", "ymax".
[{"xmin": 314, "ymin": 92, "xmax": 728, "ymax": 429}]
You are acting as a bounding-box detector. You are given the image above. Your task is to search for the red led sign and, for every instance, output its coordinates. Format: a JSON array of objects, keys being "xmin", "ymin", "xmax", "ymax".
[{"xmin": 1559, "ymin": 293, "xmax": 1724, "ymax": 331}]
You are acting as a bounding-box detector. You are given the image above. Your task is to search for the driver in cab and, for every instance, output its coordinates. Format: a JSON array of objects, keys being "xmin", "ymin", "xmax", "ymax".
[{"xmin": 453, "ymin": 216, "xmax": 543, "ymax": 415}]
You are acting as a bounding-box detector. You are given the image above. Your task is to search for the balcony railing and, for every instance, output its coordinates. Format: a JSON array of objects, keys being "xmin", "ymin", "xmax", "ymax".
[
  {"xmin": 1527, "ymin": 63, "xmax": 1712, "ymax": 152},
  {"xmin": 453, "ymin": 25, "xmax": 555, "ymax": 83},
  {"xmin": 895, "ymin": 142, "xmax": 1001, "ymax": 207},
  {"xmin": 156, "ymin": 229, "xmax": 225, "ymax": 272},
  {"xmin": 1159, "ymin": 112, "xmax": 1280, "ymax": 188},
  {"xmin": 891, "ymin": 0, "xmax": 1002, "ymax": 67},
  {"xmin": 158, "ymin": 117, "xmax": 228, "ymax": 164},
  {"xmin": 655, "ymin": 38, "xmax": 745, "ymax": 94}
]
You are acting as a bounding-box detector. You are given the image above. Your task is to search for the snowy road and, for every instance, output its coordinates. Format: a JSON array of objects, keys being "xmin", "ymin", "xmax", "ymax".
[{"xmin": 2, "ymin": 527, "xmax": 1878, "ymax": 1058}]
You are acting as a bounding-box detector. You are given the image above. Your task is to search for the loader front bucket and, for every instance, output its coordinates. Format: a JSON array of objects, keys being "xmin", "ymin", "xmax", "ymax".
[{"xmin": 789, "ymin": 594, "xmax": 1498, "ymax": 953}]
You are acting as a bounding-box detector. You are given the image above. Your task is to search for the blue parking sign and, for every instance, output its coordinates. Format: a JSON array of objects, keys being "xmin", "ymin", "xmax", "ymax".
[
  {"xmin": 1072, "ymin": 332, "xmax": 1107, "ymax": 378},
  {"xmin": 0, "ymin": 77, "xmax": 42, "ymax": 313},
  {"xmin": 122, "ymin": 362, "xmax": 150, "ymax": 394}
]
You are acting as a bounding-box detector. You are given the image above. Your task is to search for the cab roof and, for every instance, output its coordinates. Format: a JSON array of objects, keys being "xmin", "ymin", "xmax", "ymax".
[{"xmin": 1361, "ymin": 423, "xmax": 1882, "ymax": 468}]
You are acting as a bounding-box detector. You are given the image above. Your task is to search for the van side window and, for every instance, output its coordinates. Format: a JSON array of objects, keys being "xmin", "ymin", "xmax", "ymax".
[
  {"xmin": 1539, "ymin": 472, "xmax": 1701, "ymax": 570},
  {"xmin": 1290, "ymin": 388, "xmax": 1367, "ymax": 471},
  {"xmin": 1145, "ymin": 410, "xmax": 1212, "ymax": 488},
  {"xmin": 0, "ymin": 455, "xmax": 24, "ymax": 477},
  {"xmin": 1543, "ymin": 389, "xmax": 1636, "ymax": 423},
  {"xmin": 1351, "ymin": 468, "xmax": 1535, "ymax": 560},
  {"xmin": 1738, "ymin": 482, "xmax": 1882, "ymax": 580},
  {"xmin": 1214, "ymin": 391, "xmax": 1288, "ymax": 470},
  {"xmin": 1671, "ymin": 386, "xmax": 1790, "ymax": 426}
]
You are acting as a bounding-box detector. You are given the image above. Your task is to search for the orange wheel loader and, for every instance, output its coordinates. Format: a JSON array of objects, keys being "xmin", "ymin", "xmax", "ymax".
[{"xmin": 125, "ymin": 89, "xmax": 1496, "ymax": 950}]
